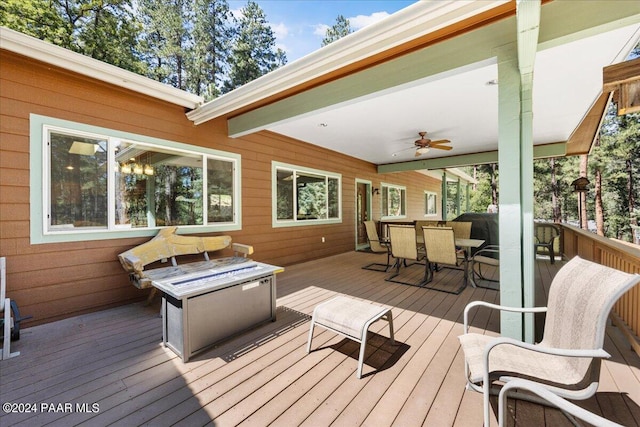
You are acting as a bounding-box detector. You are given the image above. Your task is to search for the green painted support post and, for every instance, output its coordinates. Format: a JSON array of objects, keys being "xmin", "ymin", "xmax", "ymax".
[{"xmin": 441, "ymin": 171, "xmax": 447, "ymax": 220}]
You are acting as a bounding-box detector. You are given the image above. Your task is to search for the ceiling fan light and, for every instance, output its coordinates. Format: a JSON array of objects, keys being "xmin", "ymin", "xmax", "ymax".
[{"xmin": 417, "ymin": 147, "xmax": 430, "ymax": 154}]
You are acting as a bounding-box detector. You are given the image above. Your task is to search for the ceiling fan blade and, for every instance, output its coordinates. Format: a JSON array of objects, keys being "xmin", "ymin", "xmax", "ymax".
[
  {"xmin": 431, "ymin": 145, "xmax": 453, "ymax": 151},
  {"xmin": 415, "ymin": 150, "xmax": 422, "ymax": 157},
  {"xmin": 429, "ymin": 139, "xmax": 451, "ymax": 145}
]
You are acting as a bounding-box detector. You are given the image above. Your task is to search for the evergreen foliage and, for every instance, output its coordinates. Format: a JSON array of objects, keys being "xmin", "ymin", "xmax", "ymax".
[
  {"xmin": 321, "ymin": 14, "xmax": 352, "ymax": 47},
  {"xmin": 222, "ymin": 0, "xmax": 286, "ymax": 93},
  {"xmin": 0, "ymin": 0, "xmax": 284, "ymax": 99}
]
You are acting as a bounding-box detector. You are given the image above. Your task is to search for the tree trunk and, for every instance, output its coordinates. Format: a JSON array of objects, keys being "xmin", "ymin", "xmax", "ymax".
[
  {"xmin": 595, "ymin": 168, "xmax": 604, "ymax": 236},
  {"xmin": 627, "ymin": 158, "xmax": 637, "ymax": 226},
  {"xmin": 550, "ymin": 158, "xmax": 561, "ymax": 222},
  {"xmin": 579, "ymin": 154, "xmax": 588, "ymax": 230},
  {"xmin": 491, "ymin": 163, "xmax": 498, "ymax": 205}
]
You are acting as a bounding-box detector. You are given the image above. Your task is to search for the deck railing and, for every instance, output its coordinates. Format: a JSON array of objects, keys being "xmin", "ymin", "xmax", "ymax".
[{"xmin": 560, "ymin": 224, "xmax": 640, "ymax": 354}]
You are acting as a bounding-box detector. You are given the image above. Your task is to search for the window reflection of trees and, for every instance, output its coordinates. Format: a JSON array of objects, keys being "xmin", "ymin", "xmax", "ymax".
[
  {"xmin": 50, "ymin": 132, "xmax": 108, "ymax": 229},
  {"xmin": 276, "ymin": 168, "xmax": 340, "ymax": 222}
]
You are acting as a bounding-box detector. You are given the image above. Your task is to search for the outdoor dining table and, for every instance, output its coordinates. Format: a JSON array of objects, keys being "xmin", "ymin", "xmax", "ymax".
[
  {"xmin": 455, "ymin": 238, "xmax": 486, "ymax": 268},
  {"xmin": 455, "ymin": 238, "xmax": 485, "ymax": 252}
]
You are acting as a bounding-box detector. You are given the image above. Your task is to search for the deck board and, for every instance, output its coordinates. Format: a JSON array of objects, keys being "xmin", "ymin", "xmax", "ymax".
[{"xmin": 1, "ymin": 251, "xmax": 639, "ymax": 427}]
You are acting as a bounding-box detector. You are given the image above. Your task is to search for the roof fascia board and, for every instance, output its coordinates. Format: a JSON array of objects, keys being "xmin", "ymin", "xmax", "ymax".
[
  {"xmin": 186, "ymin": 0, "xmax": 511, "ymax": 125},
  {"xmin": 227, "ymin": 18, "xmax": 516, "ymax": 137},
  {"xmin": 0, "ymin": 27, "xmax": 204, "ymax": 109},
  {"xmin": 377, "ymin": 142, "xmax": 566, "ymax": 173}
]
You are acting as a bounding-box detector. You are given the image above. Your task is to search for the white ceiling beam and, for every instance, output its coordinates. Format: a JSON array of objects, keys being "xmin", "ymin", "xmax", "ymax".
[{"xmin": 377, "ymin": 142, "xmax": 566, "ymax": 173}]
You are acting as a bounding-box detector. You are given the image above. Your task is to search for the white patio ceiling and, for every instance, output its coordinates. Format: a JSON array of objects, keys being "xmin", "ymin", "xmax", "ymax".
[{"xmin": 269, "ymin": 24, "xmax": 638, "ymax": 165}]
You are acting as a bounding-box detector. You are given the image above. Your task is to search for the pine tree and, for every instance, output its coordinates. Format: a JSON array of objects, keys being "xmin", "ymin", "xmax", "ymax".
[
  {"xmin": 322, "ymin": 15, "xmax": 353, "ymax": 47},
  {"xmin": 189, "ymin": 0, "xmax": 234, "ymax": 99},
  {"xmin": 222, "ymin": 0, "xmax": 286, "ymax": 93},
  {"xmin": 0, "ymin": 0, "xmax": 71, "ymax": 47},
  {"xmin": 138, "ymin": 0, "xmax": 191, "ymax": 89},
  {"xmin": 1, "ymin": 0, "xmax": 142, "ymax": 73}
]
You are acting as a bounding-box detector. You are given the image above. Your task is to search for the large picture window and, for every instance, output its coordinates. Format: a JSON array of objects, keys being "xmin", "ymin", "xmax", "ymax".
[
  {"xmin": 273, "ymin": 162, "xmax": 341, "ymax": 226},
  {"xmin": 33, "ymin": 115, "xmax": 240, "ymax": 243},
  {"xmin": 382, "ymin": 183, "xmax": 406, "ymax": 218}
]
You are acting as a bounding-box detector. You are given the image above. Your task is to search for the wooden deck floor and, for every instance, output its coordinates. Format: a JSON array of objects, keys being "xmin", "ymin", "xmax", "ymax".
[{"xmin": 1, "ymin": 251, "xmax": 639, "ymax": 426}]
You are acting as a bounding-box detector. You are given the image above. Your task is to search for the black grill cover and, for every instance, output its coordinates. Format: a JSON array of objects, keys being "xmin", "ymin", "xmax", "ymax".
[{"xmin": 453, "ymin": 213, "xmax": 499, "ymax": 256}]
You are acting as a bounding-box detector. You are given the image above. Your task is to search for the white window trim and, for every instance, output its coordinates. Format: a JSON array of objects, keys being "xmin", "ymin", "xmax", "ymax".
[
  {"xmin": 424, "ymin": 191, "xmax": 438, "ymax": 217},
  {"xmin": 30, "ymin": 114, "xmax": 242, "ymax": 244},
  {"xmin": 272, "ymin": 161, "xmax": 342, "ymax": 228},
  {"xmin": 380, "ymin": 182, "xmax": 407, "ymax": 220}
]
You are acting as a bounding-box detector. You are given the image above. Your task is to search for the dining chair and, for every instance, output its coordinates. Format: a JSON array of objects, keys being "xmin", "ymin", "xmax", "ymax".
[
  {"xmin": 447, "ymin": 221, "xmax": 472, "ymax": 240},
  {"xmin": 414, "ymin": 220, "xmax": 439, "ymax": 252},
  {"xmin": 470, "ymin": 244, "xmax": 500, "ymax": 289},
  {"xmin": 362, "ymin": 220, "xmax": 392, "ymax": 272},
  {"xmin": 385, "ymin": 225, "xmax": 429, "ymax": 287},
  {"xmin": 459, "ymin": 256, "xmax": 640, "ymax": 427},
  {"xmin": 421, "ymin": 226, "xmax": 468, "ymax": 294}
]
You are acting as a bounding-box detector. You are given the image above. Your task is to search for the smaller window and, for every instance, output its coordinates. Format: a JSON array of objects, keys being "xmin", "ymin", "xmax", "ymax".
[
  {"xmin": 425, "ymin": 191, "xmax": 438, "ymax": 216},
  {"xmin": 381, "ymin": 183, "xmax": 406, "ymax": 218},
  {"xmin": 273, "ymin": 162, "xmax": 341, "ymax": 227}
]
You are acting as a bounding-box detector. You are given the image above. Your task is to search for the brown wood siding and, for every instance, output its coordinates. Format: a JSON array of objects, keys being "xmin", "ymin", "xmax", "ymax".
[{"xmin": 1, "ymin": 50, "xmax": 441, "ymax": 326}]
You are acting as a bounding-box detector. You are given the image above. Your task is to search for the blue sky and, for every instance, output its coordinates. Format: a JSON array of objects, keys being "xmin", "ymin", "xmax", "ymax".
[{"xmin": 228, "ymin": 1, "xmax": 418, "ymax": 62}]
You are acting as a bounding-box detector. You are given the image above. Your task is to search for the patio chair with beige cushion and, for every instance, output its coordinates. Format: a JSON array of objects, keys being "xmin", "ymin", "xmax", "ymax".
[
  {"xmin": 362, "ymin": 220, "xmax": 391, "ymax": 272},
  {"xmin": 459, "ymin": 256, "xmax": 640, "ymax": 426},
  {"xmin": 447, "ymin": 221, "xmax": 472, "ymax": 240},
  {"xmin": 385, "ymin": 225, "xmax": 429, "ymax": 287},
  {"xmin": 421, "ymin": 226, "xmax": 468, "ymax": 294},
  {"xmin": 534, "ymin": 222, "xmax": 560, "ymax": 263},
  {"xmin": 1, "ymin": 257, "xmax": 19, "ymax": 359},
  {"xmin": 414, "ymin": 220, "xmax": 440, "ymax": 249}
]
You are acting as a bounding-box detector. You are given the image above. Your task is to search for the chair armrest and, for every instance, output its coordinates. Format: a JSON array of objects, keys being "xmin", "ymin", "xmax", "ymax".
[
  {"xmin": 483, "ymin": 336, "xmax": 610, "ymax": 360},
  {"xmin": 464, "ymin": 301, "xmax": 547, "ymax": 333},
  {"xmin": 482, "ymin": 338, "xmax": 611, "ymax": 396},
  {"xmin": 232, "ymin": 243, "xmax": 254, "ymax": 257},
  {"xmin": 473, "ymin": 246, "xmax": 499, "ymax": 257}
]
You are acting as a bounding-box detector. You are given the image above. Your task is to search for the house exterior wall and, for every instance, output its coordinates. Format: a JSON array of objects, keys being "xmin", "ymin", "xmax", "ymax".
[{"xmin": 0, "ymin": 50, "xmax": 441, "ymax": 326}]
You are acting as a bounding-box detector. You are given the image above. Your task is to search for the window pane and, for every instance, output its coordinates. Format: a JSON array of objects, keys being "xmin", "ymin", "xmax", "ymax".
[
  {"xmin": 382, "ymin": 187, "xmax": 389, "ymax": 216},
  {"xmin": 277, "ymin": 169, "xmax": 294, "ymax": 220},
  {"xmin": 115, "ymin": 142, "xmax": 203, "ymax": 227},
  {"xmin": 207, "ymin": 158, "xmax": 234, "ymax": 223},
  {"xmin": 328, "ymin": 177, "xmax": 339, "ymax": 218},
  {"xmin": 382, "ymin": 185, "xmax": 406, "ymax": 218},
  {"xmin": 49, "ymin": 132, "xmax": 108, "ymax": 230},
  {"xmin": 389, "ymin": 187, "xmax": 401, "ymax": 216},
  {"xmin": 296, "ymin": 172, "xmax": 326, "ymax": 220}
]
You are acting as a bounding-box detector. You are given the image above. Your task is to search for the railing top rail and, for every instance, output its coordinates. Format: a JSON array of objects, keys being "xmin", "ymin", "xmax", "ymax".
[{"xmin": 559, "ymin": 223, "xmax": 640, "ymax": 259}]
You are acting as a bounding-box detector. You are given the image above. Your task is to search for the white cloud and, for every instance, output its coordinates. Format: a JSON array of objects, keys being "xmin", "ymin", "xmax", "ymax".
[
  {"xmin": 314, "ymin": 23, "xmax": 330, "ymax": 37},
  {"xmin": 349, "ymin": 11, "xmax": 391, "ymax": 30},
  {"xmin": 271, "ymin": 22, "xmax": 289, "ymax": 40}
]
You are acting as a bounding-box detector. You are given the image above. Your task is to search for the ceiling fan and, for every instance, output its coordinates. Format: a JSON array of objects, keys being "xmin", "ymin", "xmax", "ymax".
[
  {"xmin": 413, "ymin": 131, "xmax": 452, "ymax": 156},
  {"xmin": 393, "ymin": 131, "xmax": 453, "ymax": 157}
]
